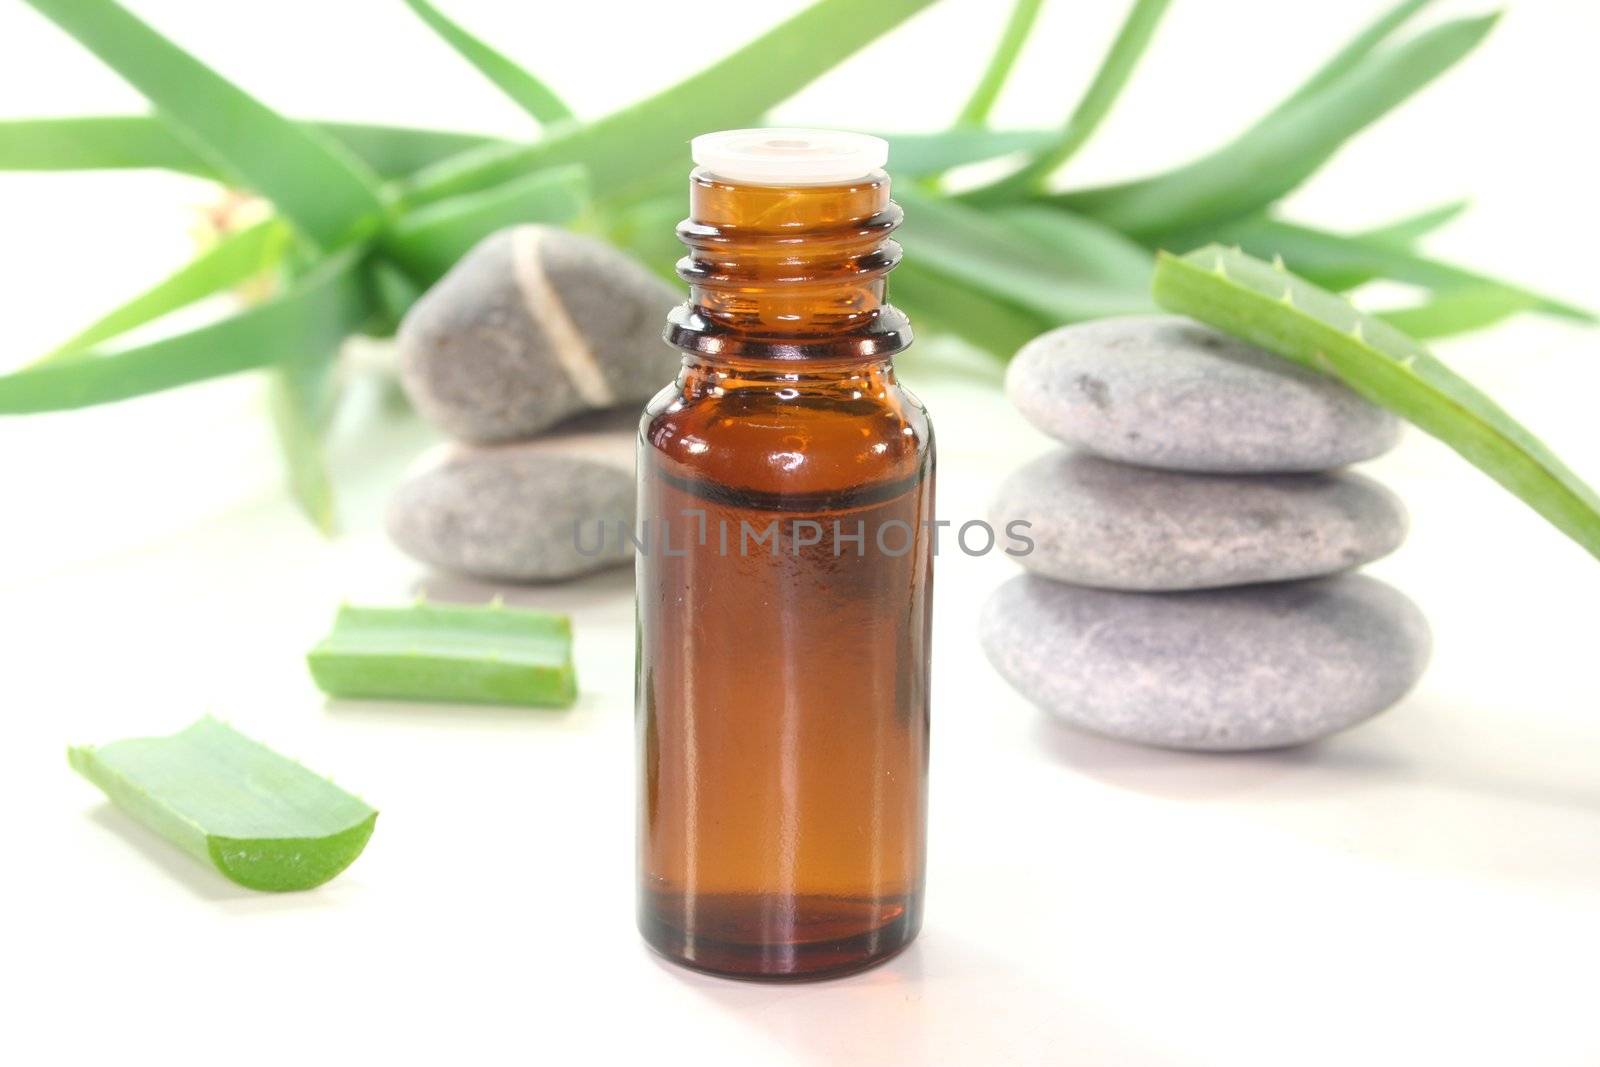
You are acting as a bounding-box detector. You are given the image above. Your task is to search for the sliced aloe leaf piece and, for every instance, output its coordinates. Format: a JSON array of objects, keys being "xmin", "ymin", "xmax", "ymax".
[
  {"xmin": 24, "ymin": 0, "xmax": 386, "ymax": 249},
  {"xmin": 69, "ymin": 717, "xmax": 377, "ymax": 892},
  {"xmin": 1053, "ymin": 14, "xmax": 1498, "ymax": 236},
  {"xmin": 974, "ymin": 0, "xmax": 1172, "ymax": 199},
  {"xmin": 402, "ymin": 0, "xmax": 572, "ymax": 124},
  {"xmin": 0, "ymin": 115, "xmax": 503, "ymax": 179},
  {"xmin": 1376, "ymin": 286, "xmax": 1536, "ymax": 340},
  {"xmin": 1152, "ymin": 245, "xmax": 1600, "ymax": 561},
  {"xmin": 955, "ymin": 0, "xmax": 1046, "ymax": 127},
  {"xmin": 307, "ymin": 602, "xmax": 578, "ymax": 708},
  {"xmin": 1267, "ymin": 0, "xmax": 1437, "ymax": 117},
  {"xmin": 402, "ymin": 0, "xmax": 940, "ymax": 206},
  {"xmin": 0, "ymin": 249, "xmax": 369, "ymax": 413},
  {"xmin": 385, "ymin": 164, "xmax": 588, "ymax": 285},
  {"xmin": 896, "ymin": 185, "xmax": 1153, "ymax": 324},
  {"xmin": 35, "ymin": 218, "xmax": 293, "ymax": 365}
]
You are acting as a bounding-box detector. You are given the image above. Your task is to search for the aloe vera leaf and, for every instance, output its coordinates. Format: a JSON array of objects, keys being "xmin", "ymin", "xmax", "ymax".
[
  {"xmin": 955, "ymin": 0, "xmax": 1046, "ymax": 127},
  {"xmin": 1362, "ymin": 199, "xmax": 1470, "ymax": 246},
  {"xmin": 1052, "ymin": 14, "xmax": 1498, "ymax": 237},
  {"xmin": 1221, "ymin": 217, "xmax": 1593, "ymax": 322},
  {"xmin": 307, "ymin": 602, "xmax": 578, "ymax": 708},
  {"xmin": 33, "ymin": 218, "xmax": 293, "ymax": 367},
  {"xmin": 384, "ymin": 164, "xmax": 588, "ymax": 285},
  {"xmin": 890, "ymin": 260, "xmax": 1052, "ymax": 360},
  {"xmin": 991, "ymin": 203, "xmax": 1154, "ymax": 292},
  {"xmin": 1376, "ymin": 285, "xmax": 1536, "ymax": 340},
  {"xmin": 268, "ymin": 346, "xmax": 341, "ymax": 536},
  {"xmin": 24, "ymin": 0, "xmax": 386, "ymax": 250},
  {"xmin": 69, "ymin": 718, "xmax": 376, "ymax": 892},
  {"xmin": 402, "ymin": 0, "xmax": 941, "ymax": 207},
  {"xmin": 0, "ymin": 250, "xmax": 369, "ymax": 414},
  {"xmin": 974, "ymin": 0, "xmax": 1172, "ymax": 199},
  {"xmin": 1267, "ymin": 0, "xmax": 1437, "ymax": 117},
  {"xmin": 401, "ymin": 0, "xmax": 573, "ymax": 124},
  {"xmin": 0, "ymin": 115, "xmax": 503, "ymax": 179},
  {"xmin": 896, "ymin": 185, "xmax": 1153, "ymax": 324},
  {"xmin": 880, "ymin": 129, "xmax": 1058, "ymax": 177},
  {"xmin": 1152, "ymin": 245, "xmax": 1600, "ymax": 561}
]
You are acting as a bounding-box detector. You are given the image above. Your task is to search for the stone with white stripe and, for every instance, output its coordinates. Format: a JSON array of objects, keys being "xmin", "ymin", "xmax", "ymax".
[{"xmin": 398, "ymin": 225, "xmax": 679, "ymax": 443}]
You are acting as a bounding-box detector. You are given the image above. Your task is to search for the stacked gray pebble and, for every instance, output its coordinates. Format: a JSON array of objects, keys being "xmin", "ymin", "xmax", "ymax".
[
  {"xmin": 980, "ymin": 315, "xmax": 1432, "ymax": 751},
  {"xmin": 387, "ymin": 225, "xmax": 681, "ymax": 582}
]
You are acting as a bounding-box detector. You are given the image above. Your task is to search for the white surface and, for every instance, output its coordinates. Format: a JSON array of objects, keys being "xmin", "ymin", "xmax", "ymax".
[
  {"xmin": 2, "ymin": 2, "xmax": 1598, "ymax": 1065},
  {"xmin": 691, "ymin": 128, "xmax": 888, "ymax": 185}
]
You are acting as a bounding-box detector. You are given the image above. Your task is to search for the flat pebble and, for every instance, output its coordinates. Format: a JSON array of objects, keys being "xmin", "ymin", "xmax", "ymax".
[
  {"xmin": 980, "ymin": 573, "xmax": 1431, "ymax": 751},
  {"xmin": 387, "ymin": 412, "xmax": 637, "ymax": 582},
  {"xmin": 991, "ymin": 449, "xmax": 1407, "ymax": 590},
  {"xmin": 1007, "ymin": 314, "xmax": 1400, "ymax": 472},
  {"xmin": 398, "ymin": 225, "xmax": 679, "ymax": 443}
]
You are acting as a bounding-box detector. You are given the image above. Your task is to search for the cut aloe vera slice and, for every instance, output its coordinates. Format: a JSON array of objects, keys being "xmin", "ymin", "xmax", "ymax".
[
  {"xmin": 307, "ymin": 601, "xmax": 578, "ymax": 708},
  {"xmin": 69, "ymin": 718, "xmax": 377, "ymax": 892}
]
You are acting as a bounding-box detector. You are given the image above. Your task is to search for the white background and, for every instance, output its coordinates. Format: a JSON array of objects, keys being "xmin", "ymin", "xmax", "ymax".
[{"xmin": 2, "ymin": 1, "xmax": 1597, "ymax": 1064}]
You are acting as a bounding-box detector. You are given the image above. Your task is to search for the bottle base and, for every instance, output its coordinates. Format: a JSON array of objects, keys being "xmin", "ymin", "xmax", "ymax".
[{"xmin": 639, "ymin": 891, "xmax": 921, "ymax": 982}]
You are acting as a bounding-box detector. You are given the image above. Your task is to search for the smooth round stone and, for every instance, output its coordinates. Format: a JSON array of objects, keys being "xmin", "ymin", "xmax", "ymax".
[
  {"xmin": 990, "ymin": 449, "xmax": 1407, "ymax": 590},
  {"xmin": 387, "ymin": 412, "xmax": 636, "ymax": 582},
  {"xmin": 398, "ymin": 225, "xmax": 680, "ymax": 444},
  {"xmin": 980, "ymin": 573, "xmax": 1431, "ymax": 751},
  {"xmin": 1007, "ymin": 314, "xmax": 1401, "ymax": 472}
]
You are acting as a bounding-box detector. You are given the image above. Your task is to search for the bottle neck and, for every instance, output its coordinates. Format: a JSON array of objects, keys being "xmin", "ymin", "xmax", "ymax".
[{"xmin": 664, "ymin": 168, "xmax": 912, "ymax": 364}]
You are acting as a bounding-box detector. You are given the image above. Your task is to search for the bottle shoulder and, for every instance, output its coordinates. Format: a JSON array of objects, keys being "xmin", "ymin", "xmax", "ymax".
[{"xmin": 640, "ymin": 371, "xmax": 933, "ymax": 495}]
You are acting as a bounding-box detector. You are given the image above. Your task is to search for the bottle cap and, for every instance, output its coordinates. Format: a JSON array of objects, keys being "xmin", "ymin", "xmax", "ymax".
[{"xmin": 690, "ymin": 128, "xmax": 889, "ymax": 186}]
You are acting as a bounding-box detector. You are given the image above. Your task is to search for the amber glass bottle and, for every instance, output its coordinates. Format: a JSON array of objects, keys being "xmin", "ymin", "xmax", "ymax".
[{"xmin": 636, "ymin": 130, "xmax": 934, "ymax": 980}]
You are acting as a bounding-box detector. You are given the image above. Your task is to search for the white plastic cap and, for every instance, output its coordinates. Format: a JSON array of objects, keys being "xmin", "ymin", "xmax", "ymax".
[{"xmin": 690, "ymin": 128, "xmax": 889, "ymax": 186}]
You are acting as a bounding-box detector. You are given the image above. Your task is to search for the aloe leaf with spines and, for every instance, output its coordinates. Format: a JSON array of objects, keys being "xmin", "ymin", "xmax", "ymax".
[
  {"xmin": 955, "ymin": 0, "xmax": 1046, "ymax": 127},
  {"xmin": 23, "ymin": 0, "xmax": 388, "ymax": 251},
  {"xmin": 401, "ymin": 0, "xmax": 573, "ymax": 125},
  {"xmin": 33, "ymin": 218, "xmax": 294, "ymax": 366},
  {"xmin": 1152, "ymin": 245, "xmax": 1600, "ymax": 561},
  {"xmin": 402, "ymin": 0, "xmax": 942, "ymax": 207},
  {"xmin": 1053, "ymin": 14, "xmax": 1499, "ymax": 237},
  {"xmin": 973, "ymin": 0, "xmax": 1172, "ymax": 200},
  {"xmin": 0, "ymin": 250, "xmax": 370, "ymax": 413},
  {"xmin": 0, "ymin": 115, "xmax": 504, "ymax": 179},
  {"xmin": 69, "ymin": 717, "xmax": 377, "ymax": 892},
  {"xmin": 307, "ymin": 602, "xmax": 578, "ymax": 708}
]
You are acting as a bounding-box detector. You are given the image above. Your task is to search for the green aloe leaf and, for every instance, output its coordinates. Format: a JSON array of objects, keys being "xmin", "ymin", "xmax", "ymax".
[
  {"xmin": 401, "ymin": 0, "xmax": 573, "ymax": 124},
  {"xmin": 974, "ymin": 0, "xmax": 1172, "ymax": 199},
  {"xmin": 1268, "ymin": 0, "xmax": 1437, "ymax": 116},
  {"xmin": 384, "ymin": 164, "xmax": 588, "ymax": 285},
  {"xmin": 1362, "ymin": 199, "xmax": 1470, "ymax": 246},
  {"xmin": 35, "ymin": 218, "xmax": 293, "ymax": 365},
  {"xmin": 0, "ymin": 115, "xmax": 502, "ymax": 179},
  {"xmin": 890, "ymin": 260, "xmax": 1052, "ymax": 360},
  {"xmin": 896, "ymin": 185, "xmax": 1153, "ymax": 325},
  {"xmin": 955, "ymin": 0, "xmax": 1046, "ymax": 127},
  {"xmin": 24, "ymin": 0, "xmax": 386, "ymax": 249},
  {"xmin": 1377, "ymin": 285, "xmax": 1536, "ymax": 340},
  {"xmin": 880, "ymin": 128, "xmax": 1057, "ymax": 177},
  {"xmin": 1053, "ymin": 14, "xmax": 1498, "ymax": 236},
  {"xmin": 1217, "ymin": 217, "xmax": 1592, "ymax": 322},
  {"xmin": 0, "ymin": 249, "xmax": 370, "ymax": 413},
  {"xmin": 268, "ymin": 347, "xmax": 341, "ymax": 536},
  {"xmin": 69, "ymin": 717, "xmax": 377, "ymax": 892},
  {"xmin": 307, "ymin": 602, "xmax": 578, "ymax": 708},
  {"xmin": 1153, "ymin": 245, "xmax": 1600, "ymax": 561},
  {"xmin": 402, "ymin": 0, "xmax": 941, "ymax": 206},
  {"xmin": 991, "ymin": 203, "xmax": 1154, "ymax": 291}
]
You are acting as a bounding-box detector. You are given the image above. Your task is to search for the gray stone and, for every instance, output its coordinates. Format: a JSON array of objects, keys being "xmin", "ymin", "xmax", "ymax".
[
  {"xmin": 398, "ymin": 225, "xmax": 680, "ymax": 444},
  {"xmin": 1007, "ymin": 314, "xmax": 1401, "ymax": 472},
  {"xmin": 991, "ymin": 449, "xmax": 1406, "ymax": 590},
  {"xmin": 979, "ymin": 573, "xmax": 1431, "ymax": 751},
  {"xmin": 387, "ymin": 412, "xmax": 637, "ymax": 582}
]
